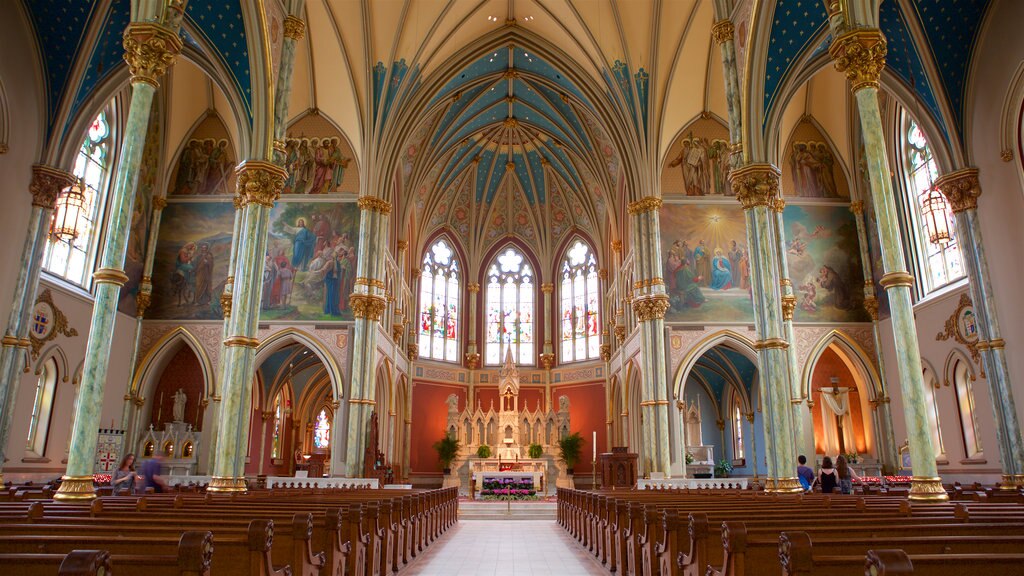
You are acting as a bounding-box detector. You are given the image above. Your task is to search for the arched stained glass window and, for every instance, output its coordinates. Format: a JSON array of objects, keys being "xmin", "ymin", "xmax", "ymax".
[
  {"xmin": 418, "ymin": 239, "xmax": 460, "ymax": 362},
  {"xmin": 731, "ymin": 391, "xmax": 745, "ymax": 460},
  {"xmin": 559, "ymin": 240, "xmax": 600, "ymax": 362},
  {"xmin": 313, "ymin": 408, "xmax": 331, "ymax": 449},
  {"xmin": 952, "ymin": 359, "xmax": 982, "ymax": 458},
  {"xmin": 270, "ymin": 393, "xmax": 283, "ymax": 459},
  {"xmin": 922, "ymin": 367, "xmax": 944, "ymax": 458},
  {"xmin": 43, "ymin": 107, "xmax": 114, "ymax": 286},
  {"xmin": 484, "ymin": 247, "xmax": 535, "ymax": 365},
  {"xmin": 902, "ymin": 115, "xmax": 964, "ymax": 292},
  {"xmin": 26, "ymin": 358, "xmax": 58, "ymax": 456}
]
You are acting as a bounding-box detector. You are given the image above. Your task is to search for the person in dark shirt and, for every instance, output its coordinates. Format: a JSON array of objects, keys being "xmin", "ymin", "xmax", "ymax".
[
  {"xmin": 796, "ymin": 454, "xmax": 814, "ymax": 491},
  {"xmin": 811, "ymin": 456, "xmax": 838, "ymax": 494},
  {"xmin": 139, "ymin": 455, "xmax": 168, "ymax": 493}
]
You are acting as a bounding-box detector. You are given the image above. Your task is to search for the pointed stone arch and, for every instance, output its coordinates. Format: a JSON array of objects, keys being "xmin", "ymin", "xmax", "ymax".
[
  {"xmin": 255, "ymin": 328, "xmax": 345, "ymax": 403},
  {"xmin": 33, "ymin": 344, "xmax": 70, "ymax": 382},
  {"xmin": 131, "ymin": 327, "xmax": 216, "ymax": 400},
  {"xmin": 800, "ymin": 330, "xmax": 881, "ymax": 401},
  {"xmin": 672, "ymin": 330, "xmax": 758, "ymax": 399}
]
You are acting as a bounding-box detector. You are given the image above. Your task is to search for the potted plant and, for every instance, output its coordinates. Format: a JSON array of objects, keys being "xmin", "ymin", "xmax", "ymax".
[
  {"xmin": 714, "ymin": 458, "xmax": 733, "ymax": 478},
  {"xmin": 476, "ymin": 444, "xmax": 492, "ymax": 459},
  {"xmin": 433, "ymin": 433, "xmax": 461, "ymax": 474},
  {"xmin": 558, "ymin": 432, "xmax": 584, "ymax": 475},
  {"xmin": 685, "ymin": 452, "xmax": 695, "ymax": 465},
  {"xmin": 528, "ymin": 443, "xmax": 544, "ymax": 459}
]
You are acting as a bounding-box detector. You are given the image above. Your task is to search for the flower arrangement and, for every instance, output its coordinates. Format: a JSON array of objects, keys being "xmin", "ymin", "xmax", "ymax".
[
  {"xmin": 842, "ymin": 452, "xmax": 859, "ymax": 464},
  {"xmin": 685, "ymin": 452, "xmax": 695, "ymax": 465},
  {"xmin": 714, "ymin": 459, "xmax": 733, "ymax": 478},
  {"xmin": 479, "ymin": 477, "xmax": 539, "ymax": 500},
  {"xmin": 859, "ymin": 475, "xmax": 913, "ymax": 485}
]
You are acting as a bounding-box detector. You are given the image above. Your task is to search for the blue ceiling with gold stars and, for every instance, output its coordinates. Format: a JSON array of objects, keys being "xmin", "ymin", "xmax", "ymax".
[
  {"xmin": 22, "ymin": 0, "xmax": 252, "ymax": 140},
  {"xmin": 764, "ymin": 0, "xmax": 829, "ymax": 124}
]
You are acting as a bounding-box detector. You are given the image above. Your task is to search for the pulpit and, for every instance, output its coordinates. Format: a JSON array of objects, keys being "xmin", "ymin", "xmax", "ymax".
[{"xmin": 599, "ymin": 447, "xmax": 637, "ymax": 489}]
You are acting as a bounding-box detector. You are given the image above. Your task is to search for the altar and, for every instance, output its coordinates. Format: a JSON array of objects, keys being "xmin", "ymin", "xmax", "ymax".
[{"xmin": 470, "ymin": 460, "xmax": 546, "ymax": 496}]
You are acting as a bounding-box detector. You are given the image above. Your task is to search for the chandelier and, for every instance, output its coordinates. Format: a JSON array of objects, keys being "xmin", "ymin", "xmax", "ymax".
[
  {"xmin": 919, "ymin": 188, "xmax": 951, "ymax": 245},
  {"xmin": 50, "ymin": 178, "xmax": 88, "ymax": 242}
]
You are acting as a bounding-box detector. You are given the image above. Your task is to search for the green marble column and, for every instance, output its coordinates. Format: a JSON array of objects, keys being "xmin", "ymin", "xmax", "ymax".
[
  {"xmin": 0, "ymin": 166, "xmax": 76, "ymax": 485},
  {"xmin": 730, "ymin": 164, "xmax": 800, "ymax": 493},
  {"xmin": 830, "ymin": 29, "xmax": 945, "ymax": 502},
  {"xmin": 935, "ymin": 168, "xmax": 1024, "ymax": 488},
  {"xmin": 849, "ymin": 200, "xmax": 898, "ymax": 473},
  {"xmin": 711, "ymin": 19, "xmax": 744, "ymax": 169},
  {"xmin": 344, "ymin": 197, "xmax": 390, "ymax": 477},
  {"xmin": 55, "ymin": 23, "xmax": 183, "ymax": 501},
  {"xmin": 628, "ymin": 197, "xmax": 672, "ymax": 476},
  {"xmin": 208, "ymin": 162, "xmax": 286, "ymax": 492}
]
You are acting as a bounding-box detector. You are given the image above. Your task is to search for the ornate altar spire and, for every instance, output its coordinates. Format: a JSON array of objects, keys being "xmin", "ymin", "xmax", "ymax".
[{"xmin": 499, "ymin": 344, "xmax": 520, "ymax": 396}]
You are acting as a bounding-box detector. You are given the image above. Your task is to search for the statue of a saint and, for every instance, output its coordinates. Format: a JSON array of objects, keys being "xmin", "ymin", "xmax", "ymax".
[{"xmin": 172, "ymin": 388, "xmax": 187, "ymax": 422}]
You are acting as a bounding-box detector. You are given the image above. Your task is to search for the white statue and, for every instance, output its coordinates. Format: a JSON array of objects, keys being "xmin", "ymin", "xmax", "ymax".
[
  {"xmin": 445, "ymin": 394, "xmax": 459, "ymax": 415},
  {"xmin": 172, "ymin": 388, "xmax": 187, "ymax": 422},
  {"xmin": 558, "ymin": 395, "xmax": 570, "ymax": 413}
]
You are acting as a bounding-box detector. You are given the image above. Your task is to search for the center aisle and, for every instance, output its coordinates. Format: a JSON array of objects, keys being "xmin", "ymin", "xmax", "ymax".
[{"xmin": 402, "ymin": 519, "xmax": 605, "ymax": 576}]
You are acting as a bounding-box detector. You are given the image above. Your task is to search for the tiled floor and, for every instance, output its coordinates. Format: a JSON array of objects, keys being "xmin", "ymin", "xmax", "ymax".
[{"xmin": 402, "ymin": 520, "xmax": 605, "ymax": 575}]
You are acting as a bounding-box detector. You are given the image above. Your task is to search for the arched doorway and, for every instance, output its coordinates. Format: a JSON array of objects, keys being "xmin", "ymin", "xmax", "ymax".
[{"xmin": 807, "ymin": 344, "xmax": 873, "ymax": 461}]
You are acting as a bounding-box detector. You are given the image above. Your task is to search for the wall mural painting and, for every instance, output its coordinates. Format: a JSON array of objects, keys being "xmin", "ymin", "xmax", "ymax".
[
  {"xmin": 783, "ymin": 205, "xmax": 871, "ymax": 323},
  {"xmin": 119, "ymin": 96, "xmax": 162, "ymax": 315},
  {"xmin": 149, "ymin": 202, "xmax": 235, "ymax": 320},
  {"xmin": 660, "ymin": 203, "xmax": 754, "ymax": 323},
  {"xmin": 783, "ymin": 120, "xmax": 850, "ymax": 199},
  {"xmin": 282, "ymin": 137, "xmax": 351, "ymax": 195},
  {"xmin": 167, "ymin": 115, "xmax": 237, "ymax": 196},
  {"xmin": 662, "ymin": 118, "xmax": 732, "ymax": 196},
  {"xmin": 260, "ymin": 201, "xmax": 360, "ymax": 321}
]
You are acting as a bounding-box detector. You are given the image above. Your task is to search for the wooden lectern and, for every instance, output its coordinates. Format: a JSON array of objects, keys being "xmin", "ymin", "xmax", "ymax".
[{"xmin": 598, "ymin": 447, "xmax": 638, "ymax": 489}]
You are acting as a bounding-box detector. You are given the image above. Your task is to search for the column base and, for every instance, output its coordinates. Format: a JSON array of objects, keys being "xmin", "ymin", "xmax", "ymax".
[
  {"xmin": 207, "ymin": 476, "xmax": 248, "ymax": 493},
  {"xmin": 53, "ymin": 475, "xmax": 97, "ymax": 501},
  {"xmin": 767, "ymin": 476, "xmax": 803, "ymax": 494},
  {"xmin": 1000, "ymin": 474, "xmax": 1024, "ymax": 490},
  {"xmin": 908, "ymin": 476, "xmax": 949, "ymax": 502}
]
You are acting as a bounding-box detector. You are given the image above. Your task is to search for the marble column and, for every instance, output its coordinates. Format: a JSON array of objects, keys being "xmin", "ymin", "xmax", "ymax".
[
  {"xmin": 465, "ymin": 282, "xmax": 481, "ymax": 370},
  {"xmin": 55, "ymin": 23, "xmax": 183, "ymax": 501},
  {"xmin": 628, "ymin": 197, "xmax": 672, "ymax": 476},
  {"xmin": 208, "ymin": 162, "xmax": 286, "ymax": 493},
  {"xmin": 849, "ymin": 200, "xmax": 898, "ymax": 473},
  {"xmin": 393, "ymin": 240, "xmax": 408, "ymax": 346},
  {"xmin": 729, "ymin": 164, "xmax": 800, "ymax": 493},
  {"xmin": 830, "ymin": 29, "xmax": 945, "ymax": 502},
  {"xmin": 711, "ymin": 19, "xmax": 744, "ymax": 169},
  {"xmin": 540, "ymin": 283, "xmax": 555, "ymax": 370},
  {"xmin": 935, "ymin": 168, "xmax": 1024, "ymax": 488},
  {"xmin": 273, "ymin": 13, "xmax": 305, "ymax": 164},
  {"xmin": 0, "ymin": 166, "xmax": 76, "ymax": 485},
  {"xmin": 343, "ymin": 197, "xmax": 391, "ymax": 477}
]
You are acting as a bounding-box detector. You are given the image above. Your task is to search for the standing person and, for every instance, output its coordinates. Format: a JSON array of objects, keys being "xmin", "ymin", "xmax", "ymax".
[
  {"xmin": 139, "ymin": 455, "xmax": 168, "ymax": 494},
  {"xmin": 836, "ymin": 455, "xmax": 862, "ymax": 494},
  {"xmin": 111, "ymin": 453, "xmax": 137, "ymax": 495},
  {"xmin": 811, "ymin": 456, "xmax": 839, "ymax": 494},
  {"xmin": 796, "ymin": 455, "xmax": 814, "ymax": 491}
]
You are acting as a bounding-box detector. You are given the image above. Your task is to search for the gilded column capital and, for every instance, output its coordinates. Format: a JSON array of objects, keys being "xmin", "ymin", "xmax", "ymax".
[
  {"xmin": 627, "ymin": 196, "xmax": 663, "ymax": 215},
  {"xmin": 467, "ymin": 282, "xmax": 481, "ymax": 293},
  {"xmin": 30, "ymin": 165, "xmax": 76, "ymax": 209},
  {"xmin": 135, "ymin": 292, "xmax": 152, "ymax": 318},
  {"xmin": 829, "ymin": 28, "xmax": 887, "ymax": 93},
  {"xmin": 235, "ymin": 160, "xmax": 287, "ymax": 208},
  {"xmin": 611, "ymin": 240, "xmax": 622, "ymax": 253},
  {"xmin": 540, "ymin": 283, "xmax": 554, "ymax": 294},
  {"xmin": 711, "ymin": 20, "xmax": 734, "ymax": 45},
  {"xmin": 350, "ymin": 293, "xmax": 387, "ymax": 321},
  {"xmin": 283, "ymin": 15, "xmax": 306, "ymax": 40},
  {"xmin": 407, "ymin": 342, "xmax": 419, "ymax": 359},
  {"xmin": 220, "ymin": 292, "xmax": 232, "ymax": 317},
  {"xmin": 396, "ymin": 239, "xmax": 408, "ymax": 251},
  {"xmin": 729, "ymin": 163, "xmax": 781, "ymax": 210},
  {"xmin": 771, "ymin": 197, "xmax": 786, "ymax": 213},
  {"xmin": 863, "ymin": 295, "xmax": 879, "ymax": 321},
  {"xmin": 465, "ymin": 352, "xmax": 481, "ymax": 370},
  {"xmin": 934, "ymin": 167, "xmax": 981, "ymax": 214},
  {"xmin": 633, "ymin": 294, "xmax": 670, "ymax": 322},
  {"xmin": 781, "ymin": 294, "xmax": 797, "ymax": 321},
  {"xmin": 122, "ymin": 23, "xmax": 183, "ymax": 88},
  {"xmin": 598, "ymin": 269, "xmax": 608, "ymax": 280},
  {"xmin": 539, "ymin": 353, "xmax": 555, "ymax": 370},
  {"xmin": 152, "ymin": 196, "xmax": 168, "ymax": 211},
  {"xmin": 412, "ymin": 267, "xmax": 421, "ymax": 278},
  {"xmin": 357, "ymin": 196, "xmax": 392, "ymax": 214},
  {"xmin": 600, "ymin": 343, "xmax": 611, "ymax": 362},
  {"xmin": 614, "ymin": 324, "xmax": 626, "ymax": 344},
  {"xmin": 849, "ymin": 200, "xmax": 864, "ymax": 215}
]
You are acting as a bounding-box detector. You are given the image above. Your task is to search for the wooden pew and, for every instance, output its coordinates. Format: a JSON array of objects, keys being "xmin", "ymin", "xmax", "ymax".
[{"xmin": 0, "ymin": 530, "xmax": 211, "ymax": 575}]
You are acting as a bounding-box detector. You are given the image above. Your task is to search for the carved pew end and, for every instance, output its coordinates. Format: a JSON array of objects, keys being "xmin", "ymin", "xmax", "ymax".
[
  {"xmin": 58, "ymin": 550, "xmax": 113, "ymax": 576},
  {"xmin": 865, "ymin": 549, "xmax": 914, "ymax": 576}
]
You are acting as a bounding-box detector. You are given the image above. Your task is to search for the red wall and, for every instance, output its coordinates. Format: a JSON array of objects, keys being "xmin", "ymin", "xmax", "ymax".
[
  {"xmin": 151, "ymin": 347, "xmax": 205, "ymax": 429},
  {"xmin": 474, "ymin": 386, "xmax": 544, "ymax": 413},
  {"xmin": 410, "ymin": 381, "xmax": 467, "ymax": 475},
  {"xmin": 810, "ymin": 347, "xmax": 867, "ymax": 454},
  {"xmin": 550, "ymin": 381, "xmax": 607, "ymax": 474}
]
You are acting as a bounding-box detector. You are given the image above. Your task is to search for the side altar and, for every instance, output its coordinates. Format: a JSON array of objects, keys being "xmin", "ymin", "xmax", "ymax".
[{"xmin": 445, "ymin": 347, "xmax": 571, "ymax": 496}]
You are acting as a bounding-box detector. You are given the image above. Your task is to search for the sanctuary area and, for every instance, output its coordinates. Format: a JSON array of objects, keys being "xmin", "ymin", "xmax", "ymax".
[{"xmin": 1, "ymin": 0, "xmax": 1024, "ymax": 574}]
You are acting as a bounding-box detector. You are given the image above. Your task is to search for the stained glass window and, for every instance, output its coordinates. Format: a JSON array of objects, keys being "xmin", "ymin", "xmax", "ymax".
[
  {"xmin": 43, "ymin": 107, "xmax": 114, "ymax": 287},
  {"xmin": 270, "ymin": 393, "xmax": 283, "ymax": 459},
  {"xmin": 559, "ymin": 240, "xmax": 600, "ymax": 362},
  {"xmin": 485, "ymin": 246, "xmax": 535, "ymax": 365},
  {"xmin": 731, "ymin": 391, "xmax": 744, "ymax": 459},
  {"xmin": 953, "ymin": 360, "xmax": 982, "ymax": 458},
  {"xmin": 902, "ymin": 115, "xmax": 964, "ymax": 292},
  {"xmin": 26, "ymin": 358, "xmax": 57, "ymax": 456},
  {"xmin": 314, "ymin": 408, "xmax": 331, "ymax": 449},
  {"xmin": 417, "ymin": 238, "xmax": 460, "ymax": 362}
]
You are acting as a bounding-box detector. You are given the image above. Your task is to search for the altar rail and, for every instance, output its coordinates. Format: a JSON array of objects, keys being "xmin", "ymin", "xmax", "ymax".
[
  {"xmin": 165, "ymin": 475, "xmax": 380, "ymax": 489},
  {"xmin": 637, "ymin": 477, "xmax": 750, "ymax": 490}
]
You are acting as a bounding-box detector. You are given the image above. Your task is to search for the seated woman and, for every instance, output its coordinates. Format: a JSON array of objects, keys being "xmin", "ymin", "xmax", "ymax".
[{"xmin": 710, "ymin": 249, "xmax": 733, "ymax": 290}]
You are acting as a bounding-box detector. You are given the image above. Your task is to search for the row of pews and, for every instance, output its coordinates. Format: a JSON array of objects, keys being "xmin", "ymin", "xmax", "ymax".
[
  {"xmin": 557, "ymin": 486, "xmax": 1024, "ymax": 575},
  {"xmin": 0, "ymin": 485, "xmax": 457, "ymax": 575}
]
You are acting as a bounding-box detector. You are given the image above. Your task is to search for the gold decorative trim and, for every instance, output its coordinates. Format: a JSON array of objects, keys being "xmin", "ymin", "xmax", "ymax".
[
  {"xmin": 600, "ymin": 343, "xmax": 611, "ymax": 362},
  {"xmin": 936, "ymin": 293, "xmax": 984, "ymax": 374},
  {"xmin": 711, "ymin": 20, "xmax": 734, "ymax": 44},
  {"xmin": 627, "ymin": 196, "xmax": 663, "ymax": 215},
  {"xmin": 614, "ymin": 325, "xmax": 626, "ymax": 344},
  {"xmin": 283, "ymin": 15, "xmax": 306, "ymax": 40},
  {"xmin": 134, "ymin": 291, "xmax": 151, "ymax": 318},
  {"xmin": 781, "ymin": 294, "xmax": 797, "ymax": 321},
  {"xmin": 639, "ymin": 400, "xmax": 670, "ymax": 407},
  {"xmin": 396, "ymin": 240, "xmax": 408, "ymax": 251},
  {"xmin": 350, "ymin": 293, "xmax": 387, "ymax": 321},
  {"xmin": 223, "ymin": 336, "xmax": 260, "ymax": 348},
  {"xmin": 53, "ymin": 475, "xmax": 97, "ymax": 501},
  {"xmin": 1, "ymin": 336, "xmax": 18, "ymax": 348},
  {"xmin": 908, "ymin": 476, "xmax": 949, "ymax": 502},
  {"xmin": 207, "ymin": 476, "xmax": 248, "ymax": 493},
  {"xmin": 729, "ymin": 163, "xmax": 781, "ymax": 209},
  {"xmin": 1002, "ymin": 150, "xmax": 1014, "ymax": 162},
  {"xmin": 768, "ymin": 476, "xmax": 803, "ymax": 494},
  {"xmin": 633, "ymin": 295, "xmax": 670, "ymax": 322},
  {"xmin": 989, "ymin": 338, "xmax": 1006, "ymax": 350},
  {"xmin": 235, "ymin": 161, "xmax": 287, "ymax": 208},
  {"xmin": 933, "ymin": 167, "xmax": 981, "ymax": 214},
  {"xmin": 467, "ymin": 282, "xmax": 481, "ymax": 293},
  {"xmin": 152, "ymin": 196, "xmax": 168, "ymax": 211},
  {"xmin": 407, "ymin": 342, "xmax": 419, "ymax": 359},
  {"xmin": 863, "ymin": 295, "xmax": 880, "ymax": 321},
  {"xmin": 829, "ymin": 28, "xmax": 887, "ymax": 92},
  {"xmin": 93, "ymin": 268, "xmax": 129, "ymax": 286},
  {"xmin": 879, "ymin": 271, "xmax": 914, "ymax": 289},
  {"xmin": 611, "ymin": 240, "xmax": 623, "ymax": 253},
  {"xmin": 30, "ymin": 165, "xmax": 76, "ymax": 209},
  {"xmin": 849, "ymin": 200, "xmax": 864, "ymax": 215},
  {"xmin": 357, "ymin": 196, "xmax": 392, "ymax": 214},
  {"xmin": 754, "ymin": 338, "xmax": 789, "ymax": 350},
  {"xmin": 348, "ymin": 398, "xmax": 377, "ymax": 406},
  {"xmin": 29, "ymin": 289, "xmax": 78, "ymax": 360},
  {"xmin": 540, "ymin": 353, "xmax": 555, "ymax": 370},
  {"xmin": 122, "ymin": 23, "xmax": 183, "ymax": 87},
  {"xmin": 599, "ymin": 269, "xmax": 608, "ymax": 280},
  {"xmin": 540, "ymin": 283, "xmax": 554, "ymax": 294},
  {"xmin": 465, "ymin": 352, "xmax": 480, "ymax": 370},
  {"xmin": 220, "ymin": 292, "xmax": 232, "ymax": 317},
  {"xmin": 354, "ymin": 277, "xmax": 387, "ymax": 290},
  {"xmin": 1000, "ymin": 474, "xmax": 1024, "ymax": 490}
]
